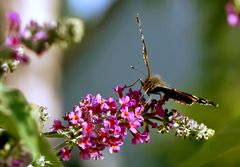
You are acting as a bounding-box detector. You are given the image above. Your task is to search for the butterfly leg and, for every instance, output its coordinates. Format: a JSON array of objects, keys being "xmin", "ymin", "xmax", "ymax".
[
  {"xmin": 126, "ymin": 78, "xmax": 143, "ymax": 88},
  {"xmin": 144, "ymin": 94, "xmax": 152, "ymax": 107}
]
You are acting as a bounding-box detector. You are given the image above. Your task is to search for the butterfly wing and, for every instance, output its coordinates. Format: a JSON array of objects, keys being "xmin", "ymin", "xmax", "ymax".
[{"xmin": 151, "ymin": 85, "xmax": 218, "ymax": 107}]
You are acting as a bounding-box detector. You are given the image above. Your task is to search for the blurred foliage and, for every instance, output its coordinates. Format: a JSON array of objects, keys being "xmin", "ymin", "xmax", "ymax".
[{"xmin": 0, "ymin": 84, "xmax": 61, "ymax": 166}]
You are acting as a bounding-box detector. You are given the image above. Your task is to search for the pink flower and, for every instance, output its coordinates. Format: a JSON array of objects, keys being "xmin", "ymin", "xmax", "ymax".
[
  {"xmin": 50, "ymin": 84, "xmax": 214, "ymax": 161},
  {"xmin": 113, "ymin": 126, "xmax": 122, "ymax": 138},
  {"xmin": 78, "ymin": 137, "xmax": 92, "ymax": 149},
  {"xmin": 53, "ymin": 88, "xmax": 146, "ymax": 161},
  {"xmin": 119, "ymin": 96, "xmax": 130, "ymax": 106},
  {"xmin": 102, "ymin": 97, "xmax": 117, "ymax": 113},
  {"xmin": 5, "ymin": 36, "xmax": 29, "ymax": 63},
  {"xmin": 114, "ymin": 85, "xmax": 126, "ymax": 98},
  {"xmin": 154, "ymin": 100, "xmax": 165, "ymax": 117},
  {"xmin": 4, "ymin": 11, "xmax": 30, "ymax": 63},
  {"xmin": 131, "ymin": 130, "xmax": 149, "ymax": 144},
  {"xmin": 126, "ymin": 88, "xmax": 142, "ymax": 102},
  {"xmin": 120, "ymin": 106, "xmax": 130, "ymax": 119},
  {"xmin": 79, "ymin": 150, "xmax": 91, "ymax": 160},
  {"xmin": 58, "ymin": 147, "xmax": 71, "ymax": 161},
  {"xmin": 90, "ymin": 150, "xmax": 103, "ymax": 160},
  {"xmin": 142, "ymin": 128, "xmax": 150, "ymax": 143},
  {"xmin": 128, "ymin": 119, "xmax": 141, "ymax": 134},
  {"xmin": 6, "ymin": 12, "xmax": 21, "ymax": 33},
  {"xmin": 50, "ymin": 119, "xmax": 65, "ymax": 131},
  {"xmin": 82, "ymin": 122, "xmax": 96, "ymax": 137},
  {"xmin": 225, "ymin": 1, "xmax": 240, "ymax": 27},
  {"xmin": 103, "ymin": 116, "xmax": 118, "ymax": 130},
  {"xmin": 109, "ymin": 145, "xmax": 121, "ymax": 154},
  {"xmin": 67, "ymin": 110, "xmax": 83, "ymax": 125},
  {"xmin": 34, "ymin": 30, "xmax": 48, "ymax": 41},
  {"xmin": 134, "ymin": 106, "xmax": 144, "ymax": 121},
  {"xmin": 5, "ymin": 35, "xmax": 21, "ymax": 48}
]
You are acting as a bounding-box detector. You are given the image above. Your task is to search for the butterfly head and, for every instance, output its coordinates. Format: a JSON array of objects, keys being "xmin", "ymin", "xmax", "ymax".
[{"xmin": 143, "ymin": 75, "xmax": 166, "ymax": 94}]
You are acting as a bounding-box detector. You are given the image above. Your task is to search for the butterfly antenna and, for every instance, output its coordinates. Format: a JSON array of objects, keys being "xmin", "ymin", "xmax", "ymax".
[
  {"xmin": 136, "ymin": 14, "xmax": 151, "ymax": 79},
  {"xmin": 130, "ymin": 65, "xmax": 146, "ymax": 77},
  {"xmin": 125, "ymin": 66, "xmax": 145, "ymax": 88}
]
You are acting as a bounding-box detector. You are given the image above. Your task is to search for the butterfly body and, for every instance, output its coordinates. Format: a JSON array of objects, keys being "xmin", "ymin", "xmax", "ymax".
[
  {"xmin": 142, "ymin": 75, "xmax": 164, "ymax": 93},
  {"xmin": 136, "ymin": 14, "xmax": 218, "ymax": 107},
  {"xmin": 142, "ymin": 74, "xmax": 218, "ymax": 106}
]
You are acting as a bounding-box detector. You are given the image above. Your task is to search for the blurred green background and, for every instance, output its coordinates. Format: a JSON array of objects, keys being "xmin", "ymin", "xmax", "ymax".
[{"xmin": 62, "ymin": 0, "xmax": 240, "ymax": 166}]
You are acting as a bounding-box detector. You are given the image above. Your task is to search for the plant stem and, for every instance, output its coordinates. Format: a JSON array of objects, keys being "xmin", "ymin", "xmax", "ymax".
[
  {"xmin": 42, "ymin": 131, "xmax": 65, "ymax": 138},
  {"xmin": 52, "ymin": 141, "xmax": 68, "ymax": 151}
]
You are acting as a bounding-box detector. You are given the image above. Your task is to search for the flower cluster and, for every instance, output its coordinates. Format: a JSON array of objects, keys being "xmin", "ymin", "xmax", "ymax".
[
  {"xmin": 0, "ymin": 11, "xmax": 84, "ymax": 166},
  {"xmin": 225, "ymin": 1, "xmax": 240, "ymax": 27},
  {"xmin": 51, "ymin": 86, "xmax": 146, "ymax": 160},
  {"xmin": 49, "ymin": 85, "xmax": 215, "ymax": 161},
  {"xmin": 0, "ymin": 11, "xmax": 84, "ymax": 76},
  {"xmin": 157, "ymin": 108, "xmax": 215, "ymax": 140}
]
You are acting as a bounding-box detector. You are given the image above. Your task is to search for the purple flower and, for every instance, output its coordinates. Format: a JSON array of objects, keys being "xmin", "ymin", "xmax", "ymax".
[
  {"xmin": 4, "ymin": 12, "xmax": 30, "ymax": 63},
  {"xmin": 58, "ymin": 147, "xmax": 72, "ymax": 161},
  {"xmin": 34, "ymin": 30, "xmax": 48, "ymax": 41},
  {"xmin": 49, "ymin": 84, "xmax": 214, "ymax": 161},
  {"xmin": 51, "ymin": 119, "xmax": 65, "ymax": 131},
  {"xmin": 5, "ymin": 36, "xmax": 29, "ymax": 63},
  {"xmin": 104, "ymin": 97, "xmax": 117, "ymax": 113},
  {"xmin": 79, "ymin": 149, "xmax": 91, "ymax": 160},
  {"xmin": 109, "ymin": 144, "xmax": 121, "ymax": 154},
  {"xmin": 11, "ymin": 159, "xmax": 23, "ymax": 167},
  {"xmin": 154, "ymin": 100, "xmax": 165, "ymax": 117},
  {"xmin": 65, "ymin": 106, "xmax": 85, "ymax": 125},
  {"xmin": 103, "ymin": 116, "xmax": 119, "ymax": 130},
  {"xmin": 114, "ymin": 85, "xmax": 126, "ymax": 98},
  {"xmin": 113, "ymin": 125, "xmax": 122, "ymax": 138},
  {"xmin": 134, "ymin": 106, "xmax": 144, "ymax": 121},
  {"xmin": 91, "ymin": 151, "xmax": 104, "ymax": 160},
  {"xmin": 225, "ymin": 1, "xmax": 240, "ymax": 27},
  {"xmin": 5, "ymin": 35, "xmax": 21, "ymax": 48},
  {"xmin": 13, "ymin": 52, "xmax": 29, "ymax": 63},
  {"xmin": 120, "ymin": 106, "xmax": 130, "ymax": 119},
  {"xmin": 126, "ymin": 88, "xmax": 142, "ymax": 102},
  {"xmin": 78, "ymin": 137, "xmax": 92, "ymax": 149},
  {"xmin": 128, "ymin": 119, "xmax": 141, "ymax": 134},
  {"xmin": 6, "ymin": 12, "xmax": 21, "ymax": 33},
  {"xmin": 67, "ymin": 111, "xmax": 83, "ymax": 125},
  {"xmin": 1, "ymin": 11, "xmax": 85, "ymax": 72},
  {"xmin": 131, "ymin": 132, "xmax": 145, "ymax": 144},
  {"xmin": 82, "ymin": 122, "xmax": 96, "ymax": 137},
  {"xmin": 131, "ymin": 127, "xmax": 150, "ymax": 145},
  {"xmin": 119, "ymin": 96, "xmax": 130, "ymax": 106},
  {"xmin": 142, "ymin": 128, "xmax": 150, "ymax": 143}
]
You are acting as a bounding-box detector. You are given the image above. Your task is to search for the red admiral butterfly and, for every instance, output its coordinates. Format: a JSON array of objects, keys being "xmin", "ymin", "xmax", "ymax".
[{"xmin": 135, "ymin": 14, "xmax": 218, "ymax": 107}]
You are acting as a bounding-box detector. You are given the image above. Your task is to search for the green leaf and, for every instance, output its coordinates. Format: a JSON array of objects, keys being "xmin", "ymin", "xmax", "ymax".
[
  {"xmin": 180, "ymin": 116, "xmax": 240, "ymax": 167},
  {"xmin": 0, "ymin": 84, "xmax": 40, "ymax": 154},
  {"xmin": 37, "ymin": 136, "xmax": 63, "ymax": 166},
  {"xmin": 0, "ymin": 84, "xmax": 62, "ymax": 166},
  {"xmin": 0, "ymin": 105, "xmax": 19, "ymax": 137}
]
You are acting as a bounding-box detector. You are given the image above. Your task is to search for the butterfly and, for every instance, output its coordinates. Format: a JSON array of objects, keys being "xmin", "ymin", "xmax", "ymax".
[{"xmin": 135, "ymin": 14, "xmax": 218, "ymax": 107}]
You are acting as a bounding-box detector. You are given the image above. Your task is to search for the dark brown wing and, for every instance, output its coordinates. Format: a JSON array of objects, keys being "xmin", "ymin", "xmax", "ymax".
[{"xmin": 151, "ymin": 85, "xmax": 218, "ymax": 107}]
